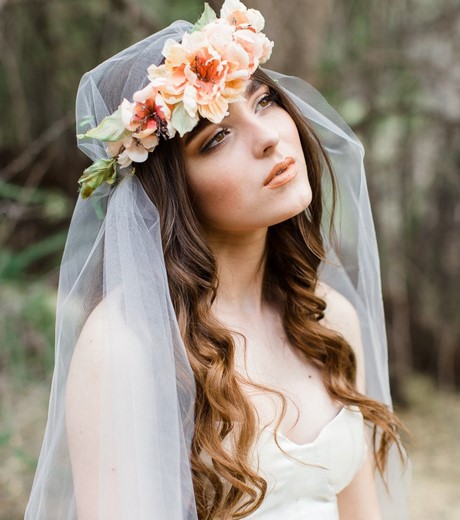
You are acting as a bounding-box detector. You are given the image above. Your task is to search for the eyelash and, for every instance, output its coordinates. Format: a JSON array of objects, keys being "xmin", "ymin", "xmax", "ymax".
[
  {"xmin": 201, "ymin": 91, "xmax": 278, "ymax": 152},
  {"xmin": 257, "ymin": 92, "xmax": 277, "ymax": 110},
  {"xmin": 201, "ymin": 127, "xmax": 230, "ymax": 152}
]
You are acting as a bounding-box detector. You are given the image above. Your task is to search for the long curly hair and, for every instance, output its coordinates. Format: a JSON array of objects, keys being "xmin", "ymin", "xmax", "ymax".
[{"xmin": 135, "ymin": 69, "xmax": 403, "ymax": 519}]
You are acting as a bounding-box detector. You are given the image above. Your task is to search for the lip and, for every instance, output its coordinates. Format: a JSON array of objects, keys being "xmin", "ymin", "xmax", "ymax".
[{"xmin": 264, "ymin": 157, "xmax": 297, "ymax": 188}]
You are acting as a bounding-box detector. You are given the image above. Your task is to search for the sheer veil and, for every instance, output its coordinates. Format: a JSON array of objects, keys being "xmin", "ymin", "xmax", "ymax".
[{"xmin": 25, "ymin": 20, "xmax": 409, "ymax": 520}]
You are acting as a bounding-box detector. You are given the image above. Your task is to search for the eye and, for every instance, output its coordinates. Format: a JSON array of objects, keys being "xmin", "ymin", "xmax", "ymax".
[
  {"xmin": 201, "ymin": 127, "xmax": 230, "ymax": 152},
  {"xmin": 256, "ymin": 91, "xmax": 277, "ymax": 111}
]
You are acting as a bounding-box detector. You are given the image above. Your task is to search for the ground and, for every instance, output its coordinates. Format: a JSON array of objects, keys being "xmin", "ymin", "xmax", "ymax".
[{"xmin": 402, "ymin": 376, "xmax": 460, "ymax": 519}]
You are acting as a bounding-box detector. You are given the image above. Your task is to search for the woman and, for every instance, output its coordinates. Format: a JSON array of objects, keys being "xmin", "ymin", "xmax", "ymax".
[{"xmin": 26, "ymin": 2, "xmax": 408, "ymax": 519}]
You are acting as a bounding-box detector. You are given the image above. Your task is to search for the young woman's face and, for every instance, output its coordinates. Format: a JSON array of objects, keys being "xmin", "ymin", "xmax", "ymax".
[{"xmin": 183, "ymin": 80, "xmax": 312, "ymax": 236}]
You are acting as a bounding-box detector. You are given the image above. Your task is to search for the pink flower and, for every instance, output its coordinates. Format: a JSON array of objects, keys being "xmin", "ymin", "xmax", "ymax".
[
  {"xmin": 120, "ymin": 87, "xmax": 172, "ymax": 140},
  {"xmin": 77, "ymin": 1, "xmax": 276, "ymax": 198},
  {"xmin": 117, "ymin": 136, "xmax": 154, "ymax": 167},
  {"xmin": 104, "ymin": 87, "xmax": 174, "ymax": 166},
  {"xmin": 233, "ymin": 29, "xmax": 273, "ymax": 71},
  {"xmin": 202, "ymin": 20, "xmax": 251, "ymax": 77},
  {"xmin": 144, "ymin": 3, "xmax": 274, "ymax": 136},
  {"xmin": 107, "ymin": 133, "xmax": 159, "ymax": 168},
  {"xmin": 148, "ymin": 30, "xmax": 249, "ymax": 133},
  {"xmin": 220, "ymin": 0, "xmax": 266, "ymax": 32}
]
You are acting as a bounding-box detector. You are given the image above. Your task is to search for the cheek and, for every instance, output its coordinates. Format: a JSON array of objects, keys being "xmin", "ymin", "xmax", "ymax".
[
  {"xmin": 188, "ymin": 167, "xmax": 244, "ymax": 218},
  {"xmin": 285, "ymin": 116, "xmax": 303, "ymax": 146}
]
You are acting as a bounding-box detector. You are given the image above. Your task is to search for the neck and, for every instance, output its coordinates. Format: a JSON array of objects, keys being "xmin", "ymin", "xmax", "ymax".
[{"xmin": 207, "ymin": 228, "xmax": 268, "ymax": 318}]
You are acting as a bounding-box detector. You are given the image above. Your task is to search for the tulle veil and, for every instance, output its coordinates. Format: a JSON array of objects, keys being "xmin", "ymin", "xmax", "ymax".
[{"xmin": 25, "ymin": 19, "xmax": 409, "ymax": 520}]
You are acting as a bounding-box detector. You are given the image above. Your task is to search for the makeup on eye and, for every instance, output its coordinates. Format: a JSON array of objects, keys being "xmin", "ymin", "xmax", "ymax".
[
  {"xmin": 200, "ymin": 90, "xmax": 278, "ymax": 153},
  {"xmin": 201, "ymin": 127, "xmax": 230, "ymax": 152},
  {"xmin": 255, "ymin": 92, "xmax": 277, "ymax": 111},
  {"xmin": 250, "ymin": 84, "xmax": 276, "ymax": 111}
]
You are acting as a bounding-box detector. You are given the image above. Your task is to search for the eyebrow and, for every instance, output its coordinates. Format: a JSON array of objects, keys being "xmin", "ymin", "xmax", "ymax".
[
  {"xmin": 244, "ymin": 78, "xmax": 263, "ymax": 99},
  {"xmin": 183, "ymin": 117, "xmax": 213, "ymax": 146},
  {"xmin": 184, "ymin": 78, "xmax": 265, "ymax": 147}
]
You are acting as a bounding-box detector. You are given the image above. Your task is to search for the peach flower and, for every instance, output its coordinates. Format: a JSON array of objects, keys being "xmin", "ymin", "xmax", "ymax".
[
  {"xmin": 120, "ymin": 88, "xmax": 172, "ymax": 140},
  {"xmin": 148, "ymin": 29, "xmax": 250, "ymax": 134},
  {"xmin": 220, "ymin": 0, "xmax": 265, "ymax": 32},
  {"xmin": 116, "ymin": 135, "xmax": 156, "ymax": 167},
  {"xmin": 233, "ymin": 28, "xmax": 273, "ymax": 71},
  {"xmin": 107, "ymin": 133, "xmax": 159, "ymax": 168},
  {"xmin": 78, "ymin": 0, "xmax": 276, "ymax": 197}
]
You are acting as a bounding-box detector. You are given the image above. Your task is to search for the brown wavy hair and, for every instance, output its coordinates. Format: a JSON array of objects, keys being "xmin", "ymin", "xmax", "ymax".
[{"xmin": 135, "ymin": 69, "xmax": 403, "ymax": 519}]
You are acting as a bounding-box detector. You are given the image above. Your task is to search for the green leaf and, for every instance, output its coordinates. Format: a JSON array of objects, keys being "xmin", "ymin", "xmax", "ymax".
[
  {"xmin": 171, "ymin": 103, "xmax": 198, "ymax": 137},
  {"xmin": 77, "ymin": 109, "xmax": 128, "ymax": 142},
  {"xmin": 78, "ymin": 158, "xmax": 117, "ymax": 199},
  {"xmin": 192, "ymin": 3, "xmax": 217, "ymax": 32}
]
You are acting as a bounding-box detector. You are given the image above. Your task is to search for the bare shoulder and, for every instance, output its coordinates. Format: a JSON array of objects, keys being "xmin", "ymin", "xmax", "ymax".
[
  {"xmin": 65, "ymin": 301, "xmax": 126, "ymax": 517},
  {"xmin": 316, "ymin": 281, "xmax": 365, "ymax": 390},
  {"xmin": 66, "ymin": 297, "xmax": 135, "ymax": 442},
  {"xmin": 68, "ymin": 295, "xmax": 135, "ymax": 383},
  {"xmin": 65, "ymin": 300, "xmax": 111, "ymax": 425},
  {"xmin": 67, "ymin": 295, "xmax": 130, "ymax": 396},
  {"xmin": 65, "ymin": 300, "xmax": 110, "ymax": 495},
  {"xmin": 68, "ymin": 300, "xmax": 110, "ymax": 381},
  {"xmin": 316, "ymin": 281, "xmax": 360, "ymax": 335}
]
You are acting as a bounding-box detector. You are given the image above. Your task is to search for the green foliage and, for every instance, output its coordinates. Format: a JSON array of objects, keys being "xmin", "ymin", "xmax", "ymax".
[
  {"xmin": 78, "ymin": 158, "xmax": 118, "ymax": 199},
  {"xmin": 0, "ymin": 283, "xmax": 56, "ymax": 383},
  {"xmin": 0, "ymin": 181, "xmax": 70, "ymax": 221},
  {"xmin": 0, "ymin": 180, "xmax": 71, "ymax": 280},
  {"xmin": 150, "ymin": 0, "xmax": 203, "ymax": 25},
  {"xmin": 0, "ymin": 232, "xmax": 68, "ymax": 281},
  {"xmin": 77, "ymin": 110, "xmax": 127, "ymax": 142},
  {"xmin": 192, "ymin": 3, "xmax": 217, "ymax": 31},
  {"xmin": 0, "ymin": 0, "xmax": 205, "ymax": 389},
  {"xmin": 320, "ymin": 0, "xmax": 460, "ymax": 390}
]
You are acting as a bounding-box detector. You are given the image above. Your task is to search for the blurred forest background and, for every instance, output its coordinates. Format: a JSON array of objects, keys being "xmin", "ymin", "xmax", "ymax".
[{"xmin": 0, "ymin": 0, "xmax": 459, "ymax": 518}]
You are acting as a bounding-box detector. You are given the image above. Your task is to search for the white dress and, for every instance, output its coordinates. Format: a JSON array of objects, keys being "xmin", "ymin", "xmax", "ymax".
[{"xmin": 245, "ymin": 406, "xmax": 367, "ymax": 519}]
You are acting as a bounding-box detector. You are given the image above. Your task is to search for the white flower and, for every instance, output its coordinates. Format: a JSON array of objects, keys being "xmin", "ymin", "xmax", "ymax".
[{"xmin": 220, "ymin": 0, "xmax": 266, "ymax": 32}]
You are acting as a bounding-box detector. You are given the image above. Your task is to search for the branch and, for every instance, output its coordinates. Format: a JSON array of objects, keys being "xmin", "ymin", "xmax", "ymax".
[{"xmin": 0, "ymin": 116, "xmax": 72, "ymax": 181}]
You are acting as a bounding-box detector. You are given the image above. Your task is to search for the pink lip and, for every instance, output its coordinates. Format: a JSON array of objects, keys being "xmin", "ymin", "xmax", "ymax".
[{"xmin": 264, "ymin": 157, "xmax": 297, "ymax": 188}]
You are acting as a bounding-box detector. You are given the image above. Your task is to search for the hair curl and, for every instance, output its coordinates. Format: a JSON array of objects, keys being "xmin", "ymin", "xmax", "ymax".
[{"xmin": 135, "ymin": 69, "xmax": 403, "ymax": 519}]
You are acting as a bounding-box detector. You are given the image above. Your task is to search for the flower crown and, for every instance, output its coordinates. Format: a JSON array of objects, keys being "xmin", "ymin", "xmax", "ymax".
[{"xmin": 77, "ymin": 0, "xmax": 273, "ymax": 198}]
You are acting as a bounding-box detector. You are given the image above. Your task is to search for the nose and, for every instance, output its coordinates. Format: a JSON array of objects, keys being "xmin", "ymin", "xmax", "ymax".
[{"xmin": 250, "ymin": 117, "xmax": 280, "ymax": 157}]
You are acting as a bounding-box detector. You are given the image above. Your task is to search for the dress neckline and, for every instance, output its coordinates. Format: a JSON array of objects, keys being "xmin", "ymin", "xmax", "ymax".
[{"xmin": 259, "ymin": 406, "xmax": 361, "ymax": 448}]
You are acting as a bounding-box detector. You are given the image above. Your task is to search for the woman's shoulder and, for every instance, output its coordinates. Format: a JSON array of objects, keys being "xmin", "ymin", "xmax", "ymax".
[
  {"xmin": 67, "ymin": 295, "xmax": 145, "ymax": 416},
  {"xmin": 67, "ymin": 301, "xmax": 107, "ymax": 385},
  {"xmin": 69, "ymin": 294, "xmax": 136, "ymax": 381},
  {"xmin": 71, "ymin": 299, "xmax": 113, "ymax": 369},
  {"xmin": 315, "ymin": 281, "xmax": 360, "ymax": 332},
  {"xmin": 315, "ymin": 281, "xmax": 365, "ymax": 391}
]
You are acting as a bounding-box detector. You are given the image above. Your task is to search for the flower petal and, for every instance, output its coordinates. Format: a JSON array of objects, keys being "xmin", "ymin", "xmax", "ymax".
[
  {"xmin": 171, "ymin": 103, "xmax": 199, "ymax": 137},
  {"xmin": 125, "ymin": 142, "xmax": 149, "ymax": 163}
]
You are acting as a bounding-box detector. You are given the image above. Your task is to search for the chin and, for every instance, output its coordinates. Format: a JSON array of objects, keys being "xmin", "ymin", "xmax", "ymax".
[
  {"xmin": 270, "ymin": 200, "xmax": 311, "ymax": 226},
  {"xmin": 289, "ymin": 190, "xmax": 312, "ymax": 215},
  {"xmin": 289, "ymin": 175, "xmax": 312, "ymax": 210}
]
